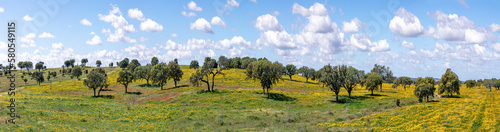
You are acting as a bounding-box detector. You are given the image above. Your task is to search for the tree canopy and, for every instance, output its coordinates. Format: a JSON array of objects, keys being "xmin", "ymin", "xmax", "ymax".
[
  {"xmin": 437, "ymin": 68, "xmax": 460, "ymax": 96},
  {"xmin": 246, "ymin": 59, "xmax": 283, "ymax": 98}
]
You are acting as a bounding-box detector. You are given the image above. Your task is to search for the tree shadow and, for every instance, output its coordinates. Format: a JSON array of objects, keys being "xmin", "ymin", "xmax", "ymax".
[
  {"xmin": 341, "ymin": 95, "xmax": 374, "ymax": 100},
  {"xmin": 101, "ymin": 89, "xmax": 113, "ymax": 91},
  {"xmin": 441, "ymin": 95, "xmax": 461, "ymax": 98},
  {"xmin": 426, "ymin": 100, "xmax": 440, "ymax": 102},
  {"xmin": 289, "ymin": 79, "xmax": 318, "ymax": 85},
  {"xmin": 138, "ymin": 84, "xmax": 160, "ymax": 88},
  {"xmin": 267, "ymin": 93, "xmax": 296, "ymax": 101},
  {"xmin": 328, "ymin": 99, "xmax": 349, "ymax": 104},
  {"xmin": 161, "ymin": 85, "xmax": 189, "ymax": 90},
  {"xmin": 364, "ymin": 94, "xmax": 387, "ymax": 97},
  {"xmin": 93, "ymin": 95, "xmax": 115, "ymax": 99},
  {"xmin": 126, "ymin": 92, "xmax": 142, "ymax": 95}
]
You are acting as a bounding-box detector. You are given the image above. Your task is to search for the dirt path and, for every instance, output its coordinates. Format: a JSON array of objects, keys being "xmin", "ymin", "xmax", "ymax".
[{"xmin": 0, "ymin": 86, "xmax": 25, "ymax": 97}]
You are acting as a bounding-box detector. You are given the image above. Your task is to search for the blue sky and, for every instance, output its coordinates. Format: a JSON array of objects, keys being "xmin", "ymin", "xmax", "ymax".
[{"xmin": 1, "ymin": 0, "xmax": 500, "ymax": 80}]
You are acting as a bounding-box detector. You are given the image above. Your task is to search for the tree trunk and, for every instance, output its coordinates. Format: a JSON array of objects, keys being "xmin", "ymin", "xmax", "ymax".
[
  {"xmin": 490, "ymin": 87, "xmax": 492, "ymax": 92},
  {"xmin": 206, "ymin": 81, "xmax": 210, "ymax": 92},
  {"xmin": 93, "ymin": 89, "xmax": 97, "ymax": 97},
  {"xmin": 336, "ymin": 93, "xmax": 339, "ymax": 102},
  {"xmin": 289, "ymin": 75, "xmax": 292, "ymax": 81},
  {"xmin": 348, "ymin": 91, "xmax": 352, "ymax": 98},
  {"xmin": 161, "ymin": 84, "xmax": 163, "ymax": 90},
  {"xmin": 146, "ymin": 79, "xmax": 149, "ymax": 85},
  {"xmin": 426, "ymin": 96, "xmax": 429, "ymax": 102},
  {"xmin": 379, "ymin": 85, "xmax": 382, "ymax": 92},
  {"xmin": 267, "ymin": 88, "xmax": 270, "ymax": 98},
  {"xmin": 306, "ymin": 78, "xmax": 309, "ymax": 83},
  {"xmin": 263, "ymin": 87, "xmax": 266, "ymax": 95},
  {"xmin": 125, "ymin": 85, "xmax": 128, "ymax": 93},
  {"xmin": 211, "ymin": 74, "xmax": 215, "ymax": 91},
  {"xmin": 371, "ymin": 90, "xmax": 374, "ymax": 95},
  {"xmin": 403, "ymin": 85, "xmax": 406, "ymax": 91},
  {"xmin": 175, "ymin": 81, "xmax": 177, "ymax": 87},
  {"xmin": 98, "ymin": 88, "xmax": 102, "ymax": 97}
]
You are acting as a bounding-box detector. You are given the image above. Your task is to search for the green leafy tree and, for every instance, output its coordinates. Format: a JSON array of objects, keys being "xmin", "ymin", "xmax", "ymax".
[
  {"xmin": 17, "ymin": 61, "xmax": 25, "ymax": 71},
  {"xmin": 494, "ymin": 80, "xmax": 500, "ymax": 90},
  {"xmin": 241, "ymin": 57, "xmax": 256, "ymax": 69},
  {"xmin": 190, "ymin": 60, "xmax": 199, "ymax": 69},
  {"xmin": 392, "ymin": 76, "xmax": 413, "ymax": 90},
  {"xmin": 476, "ymin": 79, "xmax": 483, "ymax": 88},
  {"xmin": 437, "ymin": 68, "xmax": 460, "ymax": 96},
  {"xmin": 464, "ymin": 80, "xmax": 476, "ymax": 88},
  {"xmin": 230, "ymin": 57, "xmax": 241, "ymax": 68},
  {"xmin": 151, "ymin": 57, "xmax": 159, "ymax": 66},
  {"xmin": 81, "ymin": 58, "xmax": 88, "ymax": 66},
  {"xmin": 483, "ymin": 79, "xmax": 495, "ymax": 92},
  {"xmin": 130, "ymin": 59, "xmax": 141, "ymax": 66},
  {"xmin": 65, "ymin": 60, "xmax": 71, "ymax": 68},
  {"xmin": 365, "ymin": 72, "xmax": 383, "ymax": 95},
  {"xmin": 168, "ymin": 61, "xmax": 183, "ymax": 87},
  {"xmin": 71, "ymin": 66, "xmax": 83, "ymax": 79},
  {"xmin": 246, "ymin": 60, "xmax": 283, "ymax": 98},
  {"xmin": 126, "ymin": 63, "xmax": 138, "ymax": 72},
  {"xmin": 96, "ymin": 60, "xmax": 102, "ymax": 67},
  {"xmin": 70, "ymin": 59, "xmax": 76, "ymax": 68},
  {"xmin": 117, "ymin": 70, "xmax": 134, "ymax": 93},
  {"xmin": 284, "ymin": 64, "xmax": 297, "ymax": 81},
  {"xmin": 151, "ymin": 62, "xmax": 170, "ymax": 90},
  {"xmin": 414, "ymin": 77, "xmax": 436, "ymax": 102},
  {"xmin": 35, "ymin": 62, "xmax": 44, "ymax": 72},
  {"xmin": 24, "ymin": 61, "xmax": 33, "ymax": 71},
  {"xmin": 338, "ymin": 65, "xmax": 363, "ymax": 98},
  {"xmin": 371, "ymin": 64, "xmax": 394, "ymax": 91},
  {"xmin": 31, "ymin": 71, "xmax": 44, "ymax": 85},
  {"xmin": 318, "ymin": 64, "xmax": 343, "ymax": 102},
  {"xmin": 84, "ymin": 68, "xmax": 108, "ymax": 97},
  {"xmin": 218, "ymin": 55, "xmax": 230, "ymax": 70},
  {"xmin": 192, "ymin": 57, "xmax": 224, "ymax": 91},
  {"xmin": 298, "ymin": 66, "xmax": 316, "ymax": 82},
  {"xmin": 119, "ymin": 58, "xmax": 130, "ymax": 69},
  {"xmin": 133, "ymin": 65, "xmax": 153, "ymax": 85},
  {"xmin": 109, "ymin": 62, "xmax": 113, "ymax": 67}
]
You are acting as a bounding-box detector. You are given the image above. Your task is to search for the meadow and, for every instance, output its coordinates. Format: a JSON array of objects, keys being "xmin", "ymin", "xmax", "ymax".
[{"xmin": 0, "ymin": 66, "xmax": 498, "ymax": 131}]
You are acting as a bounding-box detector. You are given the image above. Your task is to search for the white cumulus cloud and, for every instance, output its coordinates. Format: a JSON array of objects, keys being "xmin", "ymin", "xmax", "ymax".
[
  {"xmin": 187, "ymin": 1, "xmax": 203, "ymax": 11},
  {"xmin": 38, "ymin": 32, "xmax": 55, "ymax": 38},
  {"xmin": 211, "ymin": 16, "xmax": 226, "ymax": 27},
  {"xmin": 86, "ymin": 35, "xmax": 102, "ymax": 45},
  {"xmin": 254, "ymin": 14, "xmax": 283, "ymax": 31},
  {"xmin": 140, "ymin": 19, "xmax": 163, "ymax": 32},
  {"xmin": 342, "ymin": 18, "xmax": 364, "ymax": 33},
  {"xmin": 190, "ymin": 18, "xmax": 214, "ymax": 34},
  {"xmin": 23, "ymin": 15, "xmax": 34, "ymax": 21},
  {"xmin": 389, "ymin": 8, "xmax": 425, "ymax": 37},
  {"xmin": 80, "ymin": 19, "xmax": 92, "ymax": 26},
  {"xmin": 128, "ymin": 8, "xmax": 146, "ymax": 21},
  {"xmin": 400, "ymin": 40, "xmax": 415, "ymax": 49}
]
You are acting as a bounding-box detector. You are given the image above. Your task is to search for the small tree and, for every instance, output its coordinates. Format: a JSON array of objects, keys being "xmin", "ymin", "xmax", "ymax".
[
  {"xmin": 476, "ymin": 79, "xmax": 483, "ymax": 88},
  {"xmin": 133, "ymin": 65, "xmax": 153, "ymax": 85},
  {"xmin": 17, "ymin": 61, "xmax": 25, "ymax": 71},
  {"xmin": 365, "ymin": 72, "xmax": 383, "ymax": 95},
  {"xmin": 218, "ymin": 56, "xmax": 230, "ymax": 70},
  {"xmin": 84, "ymin": 68, "xmax": 108, "ymax": 97},
  {"xmin": 151, "ymin": 57, "xmax": 159, "ymax": 66},
  {"xmin": 109, "ymin": 62, "xmax": 114, "ymax": 67},
  {"xmin": 31, "ymin": 71, "xmax": 44, "ymax": 85},
  {"xmin": 47, "ymin": 71, "xmax": 51, "ymax": 82},
  {"xmin": 168, "ymin": 61, "xmax": 183, "ymax": 87},
  {"xmin": 371, "ymin": 64, "xmax": 394, "ymax": 91},
  {"xmin": 392, "ymin": 76, "xmax": 413, "ymax": 90},
  {"xmin": 318, "ymin": 64, "xmax": 342, "ymax": 102},
  {"xmin": 71, "ymin": 66, "xmax": 83, "ymax": 79},
  {"xmin": 96, "ymin": 60, "xmax": 102, "ymax": 67},
  {"xmin": 190, "ymin": 57, "xmax": 224, "ymax": 92},
  {"xmin": 70, "ymin": 59, "xmax": 76, "ymax": 68},
  {"xmin": 24, "ymin": 61, "xmax": 33, "ymax": 72},
  {"xmin": 414, "ymin": 77, "xmax": 436, "ymax": 102},
  {"xmin": 464, "ymin": 80, "xmax": 476, "ymax": 89},
  {"xmin": 35, "ymin": 62, "xmax": 44, "ymax": 72},
  {"xmin": 190, "ymin": 60, "xmax": 199, "ymax": 69},
  {"xmin": 119, "ymin": 58, "xmax": 130, "ymax": 69},
  {"xmin": 437, "ymin": 68, "xmax": 460, "ymax": 96},
  {"xmin": 81, "ymin": 58, "xmax": 88, "ymax": 66},
  {"xmin": 284, "ymin": 64, "xmax": 297, "ymax": 81},
  {"xmin": 494, "ymin": 80, "xmax": 500, "ymax": 90},
  {"xmin": 151, "ymin": 62, "xmax": 170, "ymax": 90},
  {"xmin": 117, "ymin": 70, "xmax": 134, "ymax": 93},
  {"xmin": 338, "ymin": 65, "xmax": 363, "ymax": 98},
  {"xmin": 298, "ymin": 66, "xmax": 316, "ymax": 83},
  {"xmin": 130, "ymin": 59, "xmax": 141, "ymax": 66},
  {"xmin": 65, "ymin": 60, "xmax": 71, "ymax": 68},
  {"xmin": 246, "ymin": 60, "xmax": 283, "ymax": 98},
  {"xmin": 483, "ymin": 79, "xmax": 495, "ymax": 92}
]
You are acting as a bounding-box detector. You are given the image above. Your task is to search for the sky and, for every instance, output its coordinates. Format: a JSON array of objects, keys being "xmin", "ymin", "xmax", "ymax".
[{"xmin": 0, "ymin": 0, "xmax": 499, "ymax": 80}]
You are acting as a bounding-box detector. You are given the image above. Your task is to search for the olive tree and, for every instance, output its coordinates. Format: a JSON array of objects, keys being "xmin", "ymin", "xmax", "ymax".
[
  {"xmin": 464, "ymin": 80, "xmax": 476, "ymax": 89},
  {"xmin": 365, "ymin": 72, "xmax": 383, "ymax": 95},
  {"xmin": 35, "ymin": 62, "xmax": 44, "ymax": 71},
  {"xmin": 133, "ymin": 65, "xmax": 153, "ymax": 85},
  {"xmin": 284, "ymin": 64, "xmax": 297, "ymax": 81},
  {"xmin": 151, "ymin": 57, "xmax": 159, "ymax": 66},
  {"xmin": 218, "ymin": 55, "xmax": 230, "ymax": 70},
  {"xmin": 298, "ymin": 66, "xmax": 315, "ymax": 83},
  {"xmin": 190, "ymin": 57, "xmax": 224, "ymax": 92},
  {"xmin": 371, "ymin": 64, "xmax": 394, "ymax": 91},
  {"xmin": 483, "ymin": 79, "xmax": 495, "ymax": 92},
  {"xmin": 117, "ymin": 70, "xmax": 134, "ymax": 93},
  {"xmin": 96, "ymin": 60, "xmax": 102, "ymax": 67},
  {"xmin": 338, "ymin": 65, "xmax": 363, "ymax": 98},
  {"xmin": 81, "ymin": 58, "xmax": 88, "ymax": 66},
  {"xmin": 167, "ymin": 61, "xmax": 183, "ymax": 87},
  {"xmin": 31, "ymin": 71, "xmax": 44, "ymax": 85},
  {"xmin": 70, "ymin": 59, "xmax": 76, "ymax": 68},
  {"xmin": 71, "ymin": 66, "xmax": 83, "ymax": 79},
  {"xmin": 246, "ymin": 59, "xmax": 283, "ymax": 98},
  {"xmin": 190, "ymin": 60, "xmax": 199, "ymax": 69},
  {"xmin": 318, "ymin": 64, "xmax": 343, "ymax": 102},
  {"xmin": 119, "ymin": 58, "xmax": 130, "ymax": 69},
  {"xmin": 414, "ymin": 77, "xmax": 436, "ymax": 102},
  {"xmin": 392, "ymin": 76, "xmax": 413, "ymax": 90},
  {"xmin": 437, "ymin": 68, "xmax": 460, "ymax": 96},
  {"xmin": 151, "ymin": 62, "xmax": 170, "ymax": 90},
  {"xmin": 84, "ymin": 68, "xmax": 108, "ymax": 97}
]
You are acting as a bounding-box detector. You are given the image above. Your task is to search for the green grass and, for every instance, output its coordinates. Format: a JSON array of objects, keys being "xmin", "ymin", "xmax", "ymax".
[{"xmin": 0, "ymin": 67, "xmax": 463, "ymax": 131}]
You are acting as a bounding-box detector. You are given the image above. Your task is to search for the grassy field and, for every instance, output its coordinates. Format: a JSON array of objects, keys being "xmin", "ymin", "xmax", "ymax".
[{"xmin": 0, "ymin": 66, "xmax": 498, "ymax": 131}]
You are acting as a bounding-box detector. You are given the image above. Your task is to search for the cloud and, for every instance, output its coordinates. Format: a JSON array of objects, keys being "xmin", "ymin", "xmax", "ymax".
[
  {"xmin": 80, "ymin": 19, "xmax": 92, "ymax": 26},
  {"xmin": 348, "ymin": 33, "xmax": 390, "ymax": 52},
  {"xmin": 199, "ymin": 49, "xmax": 217, "ymax": 58},
  {"xmin": 139, "ymin": 37, "xmax": 148, "ymax": 42},
  {"xmin": 254, "ymin": 14, "xmax": 283, "ymax": 31},
  {"xmin": 211, "ymin": 16, "xmax": 226, "ymax": 27},
  {"xmin": 0, "ymin": 7, "xmax": 4, "ymax": 13},
  {"xmin": 90, "ymin": 32, "xmax": 96, "ymax": 35},
  {"xmin": 123, "ymin": 44, "xmax": 161, "ymax": 62},
  {"xmin": 217, "ymin": 36, "xmax": 252, "ymax": 50},
  {"xmin": 491, "ymin": 43, "xmax": 500, "ymax": 52},
  {"xmin": 190, "ymin": 18, "xmax": 214, "ymax": 34},
  {"xmin": 227, "ymin": 47, "xmax": 242, "ymax": 57},
  {"xmin": 20, "ymin": 33, "xmax": 36, "ymax": 48},
  {"xmin": 187, "ymin": 38, "xmax": 215, "ymax": 50},
  {"xmin": 250, "ymin": 0, "xmax": 257, "ymax": 3},
  {"xmin": 170, "ymin": 33, "xmax": 178, "ymax": 38},
  {"xmin": 389, "ymin": 8, "xmax": 425, "ymax": 37},
  {"xmin": 140, "ymin": 19, "xmax": 163, "ymax": 32},
  {"xmin": 23, "ymin": 15, "xmax": 34, "ymax": 21},
  {"xmin": 187, "ymin": 1, "xmax": 203, "ymax": 11},
  {"xmin": 418, "ymin": 43, "xmax": 500, "ymax": 63},
  {"xmin": 458, "ymin": 0, "xmax": 469, "ymax": 8},
  {"xmin": 226, "ymin": 0, "xmax": 239, "ymax": 8},
  {"xmin": 342, "ymin": 17, "xmax": 364, "ymax": 33},
  {"xmin": 432, "ymin": 10, "xmax": 489, "ymax": 44},
  {"xmin": 38, "ymin": 32, "xmax": 55, "ymax": 38},
  {"xmin": 271, "ymin": 11, "xmax": 280, "ymax": 16},
  {"xmin": 400, "ymin": 40, "xmax": 415, "ymax": 49},
  {"xmin": 181, "ymin": 11, "xmax": 197, "ymax": 17},
  {"xmin": 0, "ymin": 41, "xmax": 7, "ymax": 50},
  {"xmin": 86, "ymin": 35, "xmax": 102, "ymax": 45},
  {"xmin": 128, "ymin": 8, "xmax": 146, "ymax": 21},
  {"xmin": 98, "ymin": 5, "xmax": 137, "ymax": 43},
  {"xmin": 256, "ymin": 30, "xmax": 296, "ymax": 49},
  {"xmin": 488, "ymin": 23, "xmax": 500, "ymax": 32}
]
